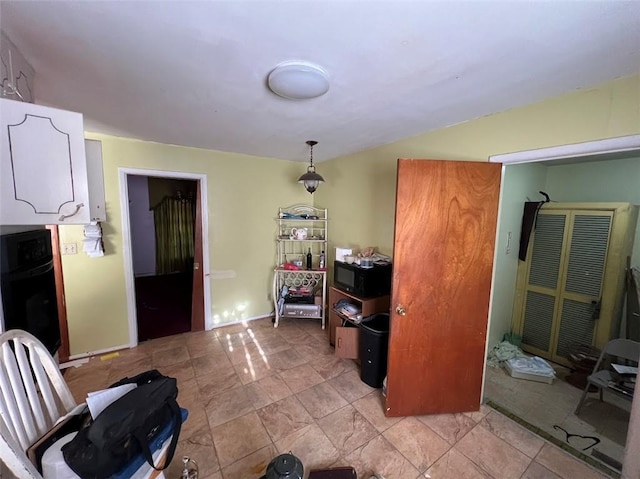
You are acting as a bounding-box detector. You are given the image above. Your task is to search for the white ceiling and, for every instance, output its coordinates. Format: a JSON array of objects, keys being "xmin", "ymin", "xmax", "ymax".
[{"xmin": 1, "ymin": 1, "xmax": 639, "ymax": 163}]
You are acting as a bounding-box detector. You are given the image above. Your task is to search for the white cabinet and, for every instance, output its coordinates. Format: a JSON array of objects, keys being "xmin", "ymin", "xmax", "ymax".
[
  {"xmin": 0, "ymin": 98, "xmax": 90, "ymax": 224},
  {"xmin": 272, "ymin": 205, "xmax": 328, "ymax": 328}
]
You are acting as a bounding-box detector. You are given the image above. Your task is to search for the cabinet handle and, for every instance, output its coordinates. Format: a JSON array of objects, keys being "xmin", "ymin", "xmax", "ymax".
[
  {"xmin": 337, "ymin": 338, "xmax": 342, "ymax": 348},
  {"xmin": 59, "ymin": 203, "xmax": 84, "ymax": 221},
  {"xmin": 396, "ymin": 304, "xmax": 406, "ymax": 316}
]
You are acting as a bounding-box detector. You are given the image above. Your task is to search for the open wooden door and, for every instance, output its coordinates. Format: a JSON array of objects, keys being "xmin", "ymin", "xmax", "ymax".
[
  {"xmin": 191, "ymin": 181, "xmax": 205, "ymax": 331},
  {"xmin": 385, "ymin": 159, "xmax": 501, "ymax": 417}
]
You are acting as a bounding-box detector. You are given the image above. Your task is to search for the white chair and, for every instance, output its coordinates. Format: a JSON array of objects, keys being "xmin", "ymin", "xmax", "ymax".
[
  {"xmin": 0, "ymin": 330, "xmax": 171, "ymax": 478},
  {"xmin": 574, "ymin": 338, "xmax": 639, "ymax": 415}
]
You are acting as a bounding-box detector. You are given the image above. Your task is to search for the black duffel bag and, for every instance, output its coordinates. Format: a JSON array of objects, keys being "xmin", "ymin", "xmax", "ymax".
[{"xmin": 62, "ymin": 370, "xmax": 182, "ymax": 479}]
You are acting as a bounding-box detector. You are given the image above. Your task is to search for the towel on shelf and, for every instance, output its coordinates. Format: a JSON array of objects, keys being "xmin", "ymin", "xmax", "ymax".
[{"xmin": 83, "ymin": 222, "xmax": 104, "ymax": 257}]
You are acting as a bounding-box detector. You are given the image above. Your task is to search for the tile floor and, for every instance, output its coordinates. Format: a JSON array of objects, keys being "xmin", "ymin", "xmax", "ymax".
[
  {"xmin": 63, "ymin": 318, "xmax": 613, "ymax": 479},
  {"xmin": 484, "ymin": 360, "xmax": 631, "ymax": 475}
]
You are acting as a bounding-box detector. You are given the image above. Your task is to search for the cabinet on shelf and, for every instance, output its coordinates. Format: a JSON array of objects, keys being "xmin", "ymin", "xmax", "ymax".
[
  {"xmin": 328, "ymin": 286, "xmax": 390, "ymax": 356},
  {"xmin": 273, "ymin": 205, "xmax": 328, "ymax": 328},
  {"xmin": 0, "ymin": 99, "xmax": 106, "ymax": 225}
]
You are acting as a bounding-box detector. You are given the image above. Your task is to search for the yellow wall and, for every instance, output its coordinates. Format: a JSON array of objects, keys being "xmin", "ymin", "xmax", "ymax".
[
  {"xmin": 61, "ymin": 74, "xmax": 639, "ymax": 356},
  {"xmin": 60, "ymin": 136, "xmax": 309, "ymax": 356},
  {"xmin": 315, "ymin": 74, "xmax": 640, "ymax": 261}
]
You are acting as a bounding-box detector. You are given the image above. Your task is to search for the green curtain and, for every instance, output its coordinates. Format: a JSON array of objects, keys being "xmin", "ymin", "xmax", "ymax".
[{"xmin": 153, "ymin": 196, "xmax": 195, "ymax": 275}]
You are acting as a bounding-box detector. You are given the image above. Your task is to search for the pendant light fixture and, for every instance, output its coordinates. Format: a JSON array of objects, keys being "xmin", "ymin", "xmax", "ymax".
[{"xmin": 298, "ymin": 140, "xmax": 324, "ymax": 194}]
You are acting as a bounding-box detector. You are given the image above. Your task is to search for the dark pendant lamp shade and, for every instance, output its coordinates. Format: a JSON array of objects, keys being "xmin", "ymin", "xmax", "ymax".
[{"xmin": 299, "ymin": 140, "xmax": 324, "ymax": 194}]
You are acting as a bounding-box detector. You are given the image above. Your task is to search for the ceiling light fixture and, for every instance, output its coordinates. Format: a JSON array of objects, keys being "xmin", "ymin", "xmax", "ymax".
[
  {"xmin": 268, "ymin": 61, "xmax": 329, "ymax": 100},
  {"xmin": 298, "ymin": 140, "xmax": 324, "ymax": 194}
]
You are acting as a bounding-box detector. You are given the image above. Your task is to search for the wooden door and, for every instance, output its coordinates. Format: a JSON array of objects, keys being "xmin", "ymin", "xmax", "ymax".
[
  {"xmin": 191, "ymin": 181, "xmax": 205, "ymax": 331},
  {"xmin": 385, "ymin": 159, "xmax": 501, "ymax": 417}
]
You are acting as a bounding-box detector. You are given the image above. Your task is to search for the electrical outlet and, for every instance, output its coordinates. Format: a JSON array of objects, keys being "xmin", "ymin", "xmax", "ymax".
[{"xmin": 62, "ymin": 242, "xmax": 77, "ymax": 255}]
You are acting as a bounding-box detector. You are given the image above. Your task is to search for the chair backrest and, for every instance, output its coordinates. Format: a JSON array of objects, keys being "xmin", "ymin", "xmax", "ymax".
[
  {"xmin": 602, "ymin": 338, "xmax": 640, "ymax": 363},
  {"xmin": 0, "ymin": 329, "xmax": 77, "ymax": 477}
]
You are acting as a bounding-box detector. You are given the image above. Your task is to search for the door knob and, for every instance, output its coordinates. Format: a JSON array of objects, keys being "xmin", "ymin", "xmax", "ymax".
[{"xmin": 396, "ymin": 304, "xmax": 406, "ymax": 316}]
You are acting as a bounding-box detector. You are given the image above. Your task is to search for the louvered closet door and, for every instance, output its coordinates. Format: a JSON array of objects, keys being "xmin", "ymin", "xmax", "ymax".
[
  {"xmin": 521, "ymin": 212, "xmax": 569, "ymax": 357},
  {"xmin": 552, "ymin": 212, "xmax": 612, "ymax": 362},
  {"xmin": 519, "ymin": 210, "xmax": 613, "ymax": 364}
]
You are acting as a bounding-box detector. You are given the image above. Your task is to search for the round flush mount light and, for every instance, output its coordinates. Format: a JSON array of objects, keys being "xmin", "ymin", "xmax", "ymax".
[{"xmin": 268, "ymin": 61, "xmax": 330, "ymax": 100}]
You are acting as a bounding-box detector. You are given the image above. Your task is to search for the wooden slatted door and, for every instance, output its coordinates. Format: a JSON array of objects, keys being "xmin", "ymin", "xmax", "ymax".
[{"xmin": 515, "ymin": 209, "xmax": 613, "ymax": 365}]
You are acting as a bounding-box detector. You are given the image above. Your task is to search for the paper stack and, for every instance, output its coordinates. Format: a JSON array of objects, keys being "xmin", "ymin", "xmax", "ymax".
[{"xmin": 83, "ymin": 222, "xmax": 104, "ymax": 257}]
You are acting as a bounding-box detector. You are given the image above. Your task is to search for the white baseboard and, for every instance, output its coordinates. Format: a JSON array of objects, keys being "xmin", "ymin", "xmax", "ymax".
[{"xmin": 68, "ymin": 343, "xmax": 130, "ymax": 361}]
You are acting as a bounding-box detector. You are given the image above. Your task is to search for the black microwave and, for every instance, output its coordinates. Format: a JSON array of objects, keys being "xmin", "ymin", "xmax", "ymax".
[{"xmin": 333, "ymin": 261, "xmax": 392, "ymax": 298}]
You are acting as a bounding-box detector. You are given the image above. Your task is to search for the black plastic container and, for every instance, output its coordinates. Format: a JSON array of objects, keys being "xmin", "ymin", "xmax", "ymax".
[{"xmin": 358, "ymin": 313, "xmax": 390, "ymax": 388}]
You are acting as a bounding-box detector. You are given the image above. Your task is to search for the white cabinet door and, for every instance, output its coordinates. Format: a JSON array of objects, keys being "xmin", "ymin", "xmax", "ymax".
[{"xmin": 0, "ymin": 98, "xmax": 90, "ymax": 224}]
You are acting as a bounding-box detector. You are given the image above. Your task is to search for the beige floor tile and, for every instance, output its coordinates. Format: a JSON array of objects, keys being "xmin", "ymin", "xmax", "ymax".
[
  {"xmin": 317, "ymin": 405, "xmax": 379, "ymax": 456},
  {"xmin": 152, "ymin": 345, "xmax": 190, "ymax": 367},
  {"xmin": 211, "ymin": 411, "xmax": 272, "ymax": 467},
  {"xmin": 256, "ymin": 395, "xmax": 314, "ymax": 441},
  {"xmin": 279, "ymin": 364, "xmax": 325, "ymax": 393},
  {"xmin": 196, "ymin": 365, "xmax": 243, "ymax": 400},
  {"xmin": 180, "ymin": 404, "xmax": 210, "ymax": 440},
  {"xmin": 463, "ymin": 403, "xmax": 492, "ymax": 423},
  {"xmin": 352, "ymin": 391, "xmax": 403, "ymax": 433},
  {"xmin": 294, "ymin": 342, "xmax": 336, "ymax": 361},
  {"xmin": 157, "ymin": 358, "xmax": 195, "ymax": 385},
  {"xmin": 138, "ymin": 334, "xmax": 186, "ymax": 354},
  {"xmin": 204, "ymin": 385, "xmax": 255, "ymax": 428},
  {"xmin": 107, "ymin": 355, "xmax": 153, "ymax": 383},
  {"xmin": 220, "ymin": 444, "xmax": 278, "ymax": 479},
  {"xmin": 163, "ymin": 431, "xmax": 220, "ymax": 478},
  {"xmin": 480, "ymin": 411, "xmax": 544, "ymax": 458},
  {"xmin": 328, "ymin": 370, "xmax": 376, "ymax": 403},
  {"xmin": 274, "ymin": 424, "xmax": 339, "ymax": 471},
  {"xmin": 297, "ymin": 382, "xmax": 348, "ymax": 419},
  {"xmin": 267, "ymin": 347, "xmax": 308, "ymax": 371},
  {"xmin": 191, "ymin": 352, "xmax": 232, "ymax": 377},
  {"xmin": 276, "ymin": 326, "xmax": 314, "ymax": 345},
  {"xmin": 382, "ymin": 417, "xmax": 450, "ymax": 472},
  {"xmin": 343, "ymin": 434, "xmax": 422, "ymax": 479},
  {"xmin": 254, "ymin": 335, "xmax": 291, "ymax": 355},
  {"xmin": 426, "ymin": 448, "xmax": 492, "ymax": 479},
  {"xmin": 310, "ymin": 354, "xmax": 358, "ymax": 380},
  {"xmin": 417, "ymin": 412, "xmax": 476, "ymax": 445},
  {"xmin": 245, "ymin": 374, "xmax": 293, "ymax": 409},
  {"xmin": 456, "ymin": 424, "xmax": 531, "ymax": 479},
  {"xmin": 64, "ymin": 323, "xmax": 622, "ymax": 479},
  {"xmin": 535, "ymin": 444, "xmax": 609, "ymax": 479},
  {"xmin": 233, "ymin": 357, "xmax": 277, "ymax": 385},
  {"xmin": 185, "ymin": 333, "xmax": 226, "ymax": 359},
  {"xmin": 521, "ymin": 461, "xmax": 562, "ymax": 479}
]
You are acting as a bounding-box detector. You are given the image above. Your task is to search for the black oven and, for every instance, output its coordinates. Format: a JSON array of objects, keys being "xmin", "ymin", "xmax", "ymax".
[{"xmin": 1, "ymin": 230, "xmax": 60, "ymax": 355}]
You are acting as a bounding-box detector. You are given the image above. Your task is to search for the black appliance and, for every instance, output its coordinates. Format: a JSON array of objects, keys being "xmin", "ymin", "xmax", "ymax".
[
  {"xmin": 333, "ymin": 261, "xmax": 392, "ymax": 298},
  {"xmin": 1, "ymin": 229, "xmax": 60, "ymax": 355}
]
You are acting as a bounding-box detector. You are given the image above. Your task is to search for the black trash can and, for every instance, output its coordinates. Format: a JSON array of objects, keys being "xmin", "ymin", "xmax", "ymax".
[{"xmin": 358, "ymin": 313, "xmax": 390, "ymax": 388}]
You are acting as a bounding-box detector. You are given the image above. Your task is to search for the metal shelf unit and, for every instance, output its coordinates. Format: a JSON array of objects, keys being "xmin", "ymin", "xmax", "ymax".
[{"xmin": 273, "ymin": 204, "xmax": 328, "ymax": 328}]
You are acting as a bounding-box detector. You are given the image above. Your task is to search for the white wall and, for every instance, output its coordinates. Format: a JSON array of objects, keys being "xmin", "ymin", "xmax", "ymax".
[
  {"xmin": 126, "ymin": 175, "xmax": 156, "ymax": 276},
  {"xmin": 488, "ymin": 163, "xmax": 548, "ymax": 348}
]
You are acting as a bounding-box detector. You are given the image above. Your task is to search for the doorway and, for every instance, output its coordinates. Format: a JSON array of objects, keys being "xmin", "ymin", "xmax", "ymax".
[
  {"xmin": 128, "ymin": 175, "xmax": 197, "ymax": 341},
  {"xmin": 119, "ymin": 169, "xmax": 210, "ymax": 346},
  {"xmin": 485, "ymin": 136, "xmax": 640, "ymax": 476}
]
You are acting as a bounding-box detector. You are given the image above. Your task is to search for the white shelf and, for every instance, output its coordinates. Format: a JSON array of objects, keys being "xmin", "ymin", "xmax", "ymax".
[{"xmin": 273, "ymin": 205, "xmax": 328, "ymax": 329}]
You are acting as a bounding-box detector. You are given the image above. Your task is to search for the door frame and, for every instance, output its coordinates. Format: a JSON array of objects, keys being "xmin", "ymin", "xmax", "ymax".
[
  {"xmin": 118, "ymin": 168, "xmax": 211, "ymax": 347},
  {"xmin": 487, "ymin": 134, "xmax": 640, "ymax": 479}
]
